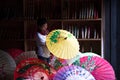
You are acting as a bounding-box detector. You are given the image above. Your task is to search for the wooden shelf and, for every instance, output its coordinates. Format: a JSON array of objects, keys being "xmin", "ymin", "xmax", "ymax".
[
  {"xmin": 0, "ymin": 0, "xmax": 103, "ymax": 56},
  {"xmin": 23, "ymin": 0, "xmax": 103, "ymax": 55},
  {"xmin": 48, "ymin": 19, "xmax": 62, "ymax": 22},
  {"xmin": 78, "ymin": 38, "xmax": 101, "ymax": 41},
  {"xmin": 47, "ymin": 18, "xmax": 102, "ymax": 22},
  {"xmin": 62, "ymin": 18, "xmax": 102, "ymax": 22},
  {"xmin": 0, "ymin": 39, "xmax": 24, "ymax": 41},
  {"xmin": 26, "ymin": 39, "xmax": 36, "ymax": 41},
  {"xmin": 0, "ymin": 19, "xmax": 23, "ymax": 23}
]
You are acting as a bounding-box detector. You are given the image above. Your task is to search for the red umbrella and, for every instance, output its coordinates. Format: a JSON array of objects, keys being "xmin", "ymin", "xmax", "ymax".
[
  {"xmin": 21, "ymin": 66, "xmax": 49, "ymax": 80},
  {"xmin": 14, "ymin": 58, "xmax": 56, "ymax": 80},
  {"xmin": 80, "ymin": 56, "xmax": 116, "ymax": 80},
  {"xmin": 7, "ymin": 48, "xmax": 24, "ymax": 59}
]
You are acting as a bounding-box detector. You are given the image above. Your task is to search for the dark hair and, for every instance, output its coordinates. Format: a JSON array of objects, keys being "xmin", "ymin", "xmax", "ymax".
[{"xmin": 37, "ymin": 18, "xmax": 47, "ymax": 27}]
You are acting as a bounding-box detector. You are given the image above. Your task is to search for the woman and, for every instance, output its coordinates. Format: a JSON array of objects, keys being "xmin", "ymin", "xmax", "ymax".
[{"xmin": 36, "ymin": 18, "xmax": 50, "ymax": 63}]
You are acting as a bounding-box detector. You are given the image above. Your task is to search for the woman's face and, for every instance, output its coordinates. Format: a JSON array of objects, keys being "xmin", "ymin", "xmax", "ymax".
[{"xmin": 41, "ymin": 23, "xmax": 48, "ymax": 31}]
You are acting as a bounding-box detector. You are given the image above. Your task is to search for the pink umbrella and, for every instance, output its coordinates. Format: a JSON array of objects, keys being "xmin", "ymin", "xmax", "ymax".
[{"xmin": 80, "ymin": 56, "xmax": 116, "ymax": 80}]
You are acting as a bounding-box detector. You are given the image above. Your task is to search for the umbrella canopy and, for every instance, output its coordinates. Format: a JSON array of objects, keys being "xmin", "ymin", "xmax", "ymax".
[
  {"xmin": 65, "ymin": 52, "xmax": 82, "ymax": 65},
  {"xmin": 53, "ymin": 65, "xmax": 95, "ymax": 80},
  {"xmin": 81, "ymin": 52, "xmax": 101, "ymax": 57},
  {"xmin": 50, "ymin": 56, "xmax": 65, "ymax": 70},
  {"xmin": 0, "ymin": 50, "xmax": 16, "ymax": 80},
  {"xmin": 46, "ymin": 29, "xmax": 79, "ymax": 59},
  {"xmin": 71, "ymin": 52, "xmax": 101, "ymax": 66},
  {"xmin": 80, "ymin": 56, "xmax": 115, "ymax": 80},
  {"xmin": 15, "ymin": 51, "xmax": 38, "ymax": 65},
  {"xmin": 18, "ymin": 66, "xmax": 49, "ymax": 80},
  {"xmin": 14, "ymin": 58, "xmax": 56, "ymax": 80},
  {"xmin": 7, "ymin": 48, "xmax": 24, "ymax": 59}
]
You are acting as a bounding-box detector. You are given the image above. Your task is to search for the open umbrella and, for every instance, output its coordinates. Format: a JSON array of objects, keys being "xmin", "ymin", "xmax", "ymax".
[
  {"xmin": 70, "ymin": 52, "xmax": 101, "ymax": 66},
  {"xmin": 0, "ymin": 50, "xmax": 16, "ymax": 80},
  {"xmin": 50, "ymin": 56, "xmax": 65, "ymax": 70},
  {"xmin": 53, "ymin": 65, "xmax": 95, "ymax": 80},
  {"xmin": 46, "ymin": 29, "xmax": 79, "ymax": 59},
  {"xmin": 7, "ymin": 48, "xmax": 24, "ymax": 59},
  {"xmin": 14, "ymin": 58, "xmax": 56, "ymax": 80},
  {"xmin": 64, "ymin": 52, "xmax": 82, "ymax": 65},
  {"xmin": 19, "ymin": 66, "xmax": 49, "ymax": 80},
  {"xmin": 15, "ymin": 51, "xmax": 38, "ymax": 65},
  {"xmin": 80, "ymin": 56, "xmax": 115, "ymax": 80},
  {"xmin": 81, "ymin": 52, "xmax": 101, "ymax": 57}
]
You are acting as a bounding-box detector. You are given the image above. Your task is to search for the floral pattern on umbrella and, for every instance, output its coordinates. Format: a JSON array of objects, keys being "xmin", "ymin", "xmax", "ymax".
[
  {"xmin": 46, "ymin": 29, "xmax": 79, "ymax": 59},
  {"xmin": 80, "ymin": 56, "xmax": 116, "ymax": 80},
  {"xmin": 53, "ymin": 65, "xmax": 95, "ymax": 80}
]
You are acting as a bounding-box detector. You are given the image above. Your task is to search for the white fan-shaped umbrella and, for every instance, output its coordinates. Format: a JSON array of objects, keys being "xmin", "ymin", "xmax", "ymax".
[
  {"xmin": 0, "ymin": 50, "xmax": 16, "ymax": 80},
  {"xmin": 15, "ymin": 51, "xmax": 38, "ymax": 65}
]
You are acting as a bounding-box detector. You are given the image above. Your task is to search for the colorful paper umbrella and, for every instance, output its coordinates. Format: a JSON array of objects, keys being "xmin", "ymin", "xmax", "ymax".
[
  {"xmin": 50, "ymin": 56, "xmax": 67, "ymax": 70},
  {"xmin": 0, "ymin": 50, "xmax": 16, "ymax": 80},
  {"xmin": 20, "ymin": 66, "xmax": 49, "ymax": 80},
  {"xmin": 81, "ymin": 52, "xmax": 101, "ymax": 57},
  {"xmin": 14, "ymin": 58, "xmax": 56, "ymax": 80},
  {"xmin": 53, "ymin": 65, "xmax": 95, "ymax": 80},
  {"xmin": 7, "ymin": 48, "xmax": 24, "ymax": 59},
  {"xmin": 46, "ymin": 29, "xmax": 79, "ymax": 59},
  {"xmin": 15, "ymin": 51, "xmax": 38, "ymax": 65},
  {"xmin": 80, "ymin": 56, "xmax": 116, "ymax": 80},
  {"xmin": 71, "ymin": 52, "xmax": 101, "ymax": 66},
  {"xmin": 65, "ymin": 52, "xmax": 82, "ymax": 65}
]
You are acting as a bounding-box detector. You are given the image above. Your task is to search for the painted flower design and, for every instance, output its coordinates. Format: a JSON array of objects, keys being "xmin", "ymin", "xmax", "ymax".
[
  {"xmin": 80, "ymin": 56, "xmax": 96, "ymax": 72},
  {"xmin": 50, "ymin": 30, "xmax": 60, "ymax": 43}
]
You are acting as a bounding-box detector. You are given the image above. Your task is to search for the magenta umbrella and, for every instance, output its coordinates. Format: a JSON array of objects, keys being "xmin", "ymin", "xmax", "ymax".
[{"xmin": 80, "ymin": 56, "xmax": 116, "ymax": 80}]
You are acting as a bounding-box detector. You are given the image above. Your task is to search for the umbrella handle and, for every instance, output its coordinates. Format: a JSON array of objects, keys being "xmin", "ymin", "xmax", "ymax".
[
  {"xmin": 64, "ymin": 37, "xmax": 67, "ymax": 40},
  {"xmin": 58, "ymin": 36, "xmax": 67, "ymax": 40}
]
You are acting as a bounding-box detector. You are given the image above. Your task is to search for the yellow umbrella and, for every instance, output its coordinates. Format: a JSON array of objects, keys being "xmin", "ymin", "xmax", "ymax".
[{"xmin": 46, "ymin": 29, "xmax": 79, "ymax": 59}]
